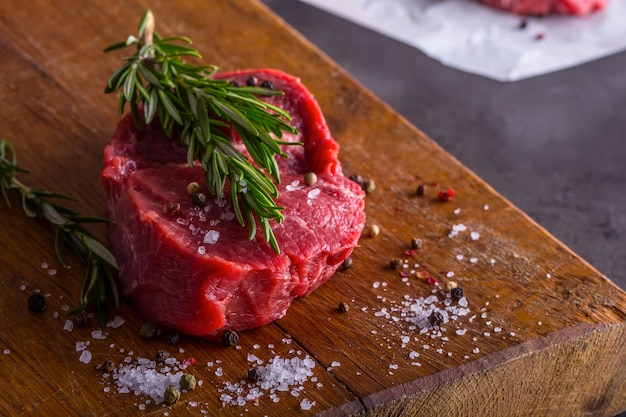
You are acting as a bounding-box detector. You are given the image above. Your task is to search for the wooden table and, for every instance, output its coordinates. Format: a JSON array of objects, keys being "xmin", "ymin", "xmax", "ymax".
[{"xmin": 0, "ymin": 1, "xmax": 624, "ymax": 416}]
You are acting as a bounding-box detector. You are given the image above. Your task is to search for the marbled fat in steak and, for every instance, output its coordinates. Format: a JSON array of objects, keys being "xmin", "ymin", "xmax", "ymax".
[
  {"xmin": 477, "ymin": 0, "xmax": 605, "ymax": 15},
  {"xmin": 101, "ymin": 69, "xmax": 365, "ymax": 338}
]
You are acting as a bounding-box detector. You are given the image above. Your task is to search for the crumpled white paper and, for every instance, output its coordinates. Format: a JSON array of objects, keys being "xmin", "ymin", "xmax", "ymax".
[{"xmin": 296, "ymin": 0, "xmax": 626, "ymax": 81}]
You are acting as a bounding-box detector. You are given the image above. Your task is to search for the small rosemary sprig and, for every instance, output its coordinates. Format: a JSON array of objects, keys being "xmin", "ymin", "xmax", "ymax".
[
  {"xmin": 104, "ymin": 10, "xmax": 299, "ymax": 252},
  {"xmin": 0, "ymin": 139, "xmax": 119, "ymax": 325}
]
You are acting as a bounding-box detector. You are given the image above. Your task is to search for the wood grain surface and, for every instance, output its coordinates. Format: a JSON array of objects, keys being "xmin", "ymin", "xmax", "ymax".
[{"xmin": 0, "ymin": 1, "xmax": 625, "ymax": 416}]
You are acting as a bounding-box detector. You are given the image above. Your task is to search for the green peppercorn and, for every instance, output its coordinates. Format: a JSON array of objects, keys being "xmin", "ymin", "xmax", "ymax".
[
  {"xmin": 140, "ymin": 322, "xmax": 157, "ymax": 339},
  {"xmin": 164, "ymin": 386, "xmax": 180, "ymax": 405},
  {"xmin": 304, "ymin": 172, "xmax": 317, "ymax": 186},
  {"xmin": 186, "ymin": 182, "xmax": 201, "ymax": 196},
  {"xmin": 180, "ymin": 373, "xmax": 197, "ymax": 391}
]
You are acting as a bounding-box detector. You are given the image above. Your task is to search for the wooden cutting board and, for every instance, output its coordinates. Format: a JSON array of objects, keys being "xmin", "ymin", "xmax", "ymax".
[{"xmin": 0, "ymin": 1, "xmax": 624, "ymax": 416}]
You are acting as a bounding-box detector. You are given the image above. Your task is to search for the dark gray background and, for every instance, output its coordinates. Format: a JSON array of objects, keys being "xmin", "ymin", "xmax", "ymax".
[{"xmin": 261, "ymin": 1, "xmax": 625, "ymax": 415}]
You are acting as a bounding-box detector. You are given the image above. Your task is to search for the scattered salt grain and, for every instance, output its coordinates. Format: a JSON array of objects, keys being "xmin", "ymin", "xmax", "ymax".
[
  {"xmin": 472, "ymin": 347, "xmax": 480, "ymax": 354},
  {"xmin": 470, "ymin": 232, "xmax": 480, "ymax": 241},
  {"xmin": 546, "ymin": 273, "xmax": 552, "ymax": 278},
  {"xmin": 448, "ymin": 223, "xmax": 467, "ymax": 238},
  {"xmin": 300, "ymin": 398, "xmax": 316, "ymax": 410},
  {"xmin": 373, "ymin": 281, "xmax": 380, "ymax": 289},
  {"xmin": 61, "ymin": 304, "xmax": 70, "ymax": 312},
  {"xmin": 63, "ymin": 320, "xmax": 74, "ymax": 332},
  {"xmin": 41, "ymin": 262, "xmax": 48, "ymax": 269},
  {"xmin": 109, "ymin": 358, "xmax": 184, "ymax": 404},
  {"xmin": 330, "ymin": 361, "xmax": 341, "ymax": 367},
  {"xmin": 454, "ymin": 208, "xmax": 461, "ymax": 214},
  {"xmin": 79, "ymin": 350, "xmax": 92, "ymax": 364},
  {"xmin": 483, "ymin": 204, "xmax": 489, "ymax": 210},
  {"xmin": 3, "ymin": 349, "xmax": 10, "ymax": 355},
  {"xmin": 456, "ymin": 254, "xmax": 464, "ymax": 261},
  {"xmin": 204, "ymin": 230, "xmax": 220, "ymax": 245},
  {"xmin": 106, "ymin": 316, "xmax": 125, "ymax": 328},
  {"xmin": 307, "ymin": 188, "xmax": 321, "ymax": 200},
  {"xmin": 19, "ymin": 284, "xmax": 26, "ymax": 291},
  {"xmin": 48, "ymin": 269, "xmax": 57, "ymax": 276},
  {"xmin": 91, "ymin": 330, "xmax": 106, "ymax": 340},
  {"xmin": 286, "ymin": 180, "xmax": 301, "ymax": 192},
  {"xmin": 469, "ymin": 257, "xmax": 478, "ymax": 263},
  {"xmin": 456, "ymin": 329, "xmax": 467, "ymax": 335},
  {"xmin": 197, "ymin": 246, "xmax": 206, "ymax": 255}
]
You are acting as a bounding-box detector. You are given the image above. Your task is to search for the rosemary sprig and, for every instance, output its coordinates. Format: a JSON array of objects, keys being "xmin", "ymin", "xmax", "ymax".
[
  {"xmin": 104, "ymin": 10, "xmax": 299, "ymax": 252},
  {"xmin": 0, "ymin": 139, "xmax": 119, "ymax": 325}
]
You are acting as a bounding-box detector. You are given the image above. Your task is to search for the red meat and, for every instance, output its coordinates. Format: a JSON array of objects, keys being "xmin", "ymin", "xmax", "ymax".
[
  {"xmin": 101, "ymin": 69, "xmax": 365, "ymax": 338},
  {"xmin": 477, "ymin": 0, "xmax": 606, "ymax": 15}
]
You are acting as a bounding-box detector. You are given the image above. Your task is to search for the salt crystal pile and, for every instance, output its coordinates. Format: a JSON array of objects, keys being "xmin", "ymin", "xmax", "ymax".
[
  {"xmin": 219, "ymin": 354, "xmax": 317, "ymax": 408},
  {"xmin": 109, "ymin": 357, "xmax": 183, "ymax": 404}
]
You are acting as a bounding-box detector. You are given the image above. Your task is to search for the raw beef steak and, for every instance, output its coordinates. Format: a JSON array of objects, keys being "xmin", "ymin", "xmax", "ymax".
[
  {"xmin": 477, "ymin": 0, "xmax": 605, "ymax": 15},
  {"xmin": 101, "ymin": 69, "xmax": 365, "ymax": 338}
]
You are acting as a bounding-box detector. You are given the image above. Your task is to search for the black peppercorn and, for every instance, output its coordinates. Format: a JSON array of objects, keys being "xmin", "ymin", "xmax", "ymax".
[
  {"xmin": 72, "ymin": 310, "xmax": 88, "ymax": 328},
  {"xmin": 192, "ymin": 192, "xmax": 207, "ymax": 207},
  {"xmin": 28, "ymin": 293, "xmax": 46, "ymax": 312},
  {"xmin": 411, "ymin": 237, "xmax": 423, "ymax": 250},
  {"xmin": 389, "ymin": 258, "xmax": 402, "ymax": 270},
  {"xmin": 246, "ymin": 76, "xmax": 258, "ymax": 86},
  {"xmin": 338, "ymin": 301, "xmax": 349, "ymax": 313},
  {"xmin": 155, "ymin": 350, "xmax": 170, "ymax": 363},
  {"xmin": 416, "ymin": 184, "xmax": 425, "ymax": 196},
  {"xmin": 164, "ymin": 330, "xmax": 181, "ymax": 345},
  {"xmin": 340, "ymin": 257, "xmax": 353, "ymax": 271},
  {"xmin": 260, "ymin": 80, "xmax": 275, "ymax": 90},
  {"xmin": 221, "ymin": 329, "xmax": 239, "ymax": 347},
  {"xmin": 95, "ymin": 359, "xmax": 115, "ymax": 373},
  {"xmin": 349, "ymin": 174, "xmax": 364, "ymax": 187},
  {"xmin": 247, "ymin": 368, "xmax": 260, "ymax": 382},
  {"xmin": 451, "ymin": 287, "xmax": 464, "ymax": 300},
  {"xmin": 428, "ymin": 311, "xmax": 444, "ymax": 327}
]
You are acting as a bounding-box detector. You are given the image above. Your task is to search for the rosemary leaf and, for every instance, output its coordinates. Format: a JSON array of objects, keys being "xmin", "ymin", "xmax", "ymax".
[
  {"xmin": 104, "ymin": 10, "xmax": 300, "ymax": 252},
  {"xmin": 0, "ymin": 138, "xmax": 119, "ymax": 325}
]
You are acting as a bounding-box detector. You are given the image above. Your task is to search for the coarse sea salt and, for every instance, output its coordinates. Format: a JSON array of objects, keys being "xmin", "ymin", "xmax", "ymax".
[
  {"xmin": 106, "ymin": 316, "xmax": 125, "ymax": 328},
  {"xmin": 218, "ymin": 353, "xmax": 316, "ymax": 408},
  {"xmin": 203, "ymin": 230, "xmax": 220, "ymax": 245},
  {"xmin": 79, "ymin": 350, "xmax": 92, "ymax": 364},
  {"xmin": 109, "ymin": 359, "xmax": 184, "ymax": 404}
]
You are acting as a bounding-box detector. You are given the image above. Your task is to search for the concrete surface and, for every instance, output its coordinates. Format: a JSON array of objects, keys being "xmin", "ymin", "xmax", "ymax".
[{"xmin": 261, "ymin": 1, "xmax": 626, "ymax": 415}]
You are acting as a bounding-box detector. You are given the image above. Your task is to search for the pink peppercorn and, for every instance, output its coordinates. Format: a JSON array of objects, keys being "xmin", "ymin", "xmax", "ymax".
[{"xmin": 438, "ymin": 188, "xmax": 455, "ymax": 202}]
